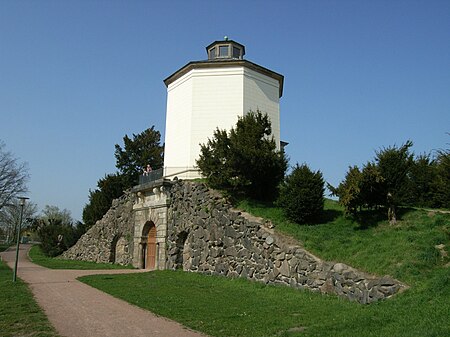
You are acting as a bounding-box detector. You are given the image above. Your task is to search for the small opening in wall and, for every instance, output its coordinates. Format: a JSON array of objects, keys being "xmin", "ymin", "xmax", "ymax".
[{"xmin": 175, "ymin": 231, "xmax": 189, "ymax": 269}]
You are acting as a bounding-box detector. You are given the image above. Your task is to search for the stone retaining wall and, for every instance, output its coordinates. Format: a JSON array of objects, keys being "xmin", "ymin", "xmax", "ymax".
[
  {"xmin": 61, "ymin": 192, "xmax": 135, "ymax": 265},
  {"xmin": 166, "ymin": 181, "xmax": 406, "ymax": 304}
]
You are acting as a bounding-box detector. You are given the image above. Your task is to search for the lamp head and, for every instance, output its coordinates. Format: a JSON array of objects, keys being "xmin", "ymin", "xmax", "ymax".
[{"xmin": 17, "ymin": 197, "xmax": 29, "ymax": 207}]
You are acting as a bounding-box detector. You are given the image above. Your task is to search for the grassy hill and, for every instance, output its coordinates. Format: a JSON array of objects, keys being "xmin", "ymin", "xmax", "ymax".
[
  {"xmin": 238, "ymin": 199, "xmax": 449, "ymax": 286},
  {"xmin": 79, "ymin": 199, "xmax": 449, "ymax": 337}
]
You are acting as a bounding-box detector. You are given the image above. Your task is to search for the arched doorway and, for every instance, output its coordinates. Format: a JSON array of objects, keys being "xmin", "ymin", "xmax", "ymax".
[
  {"xmin": 146, "ymin": 225, "xmax": 157, "ymax": 269},
  {"xmin": 141, "ymin": 221, "xmax": 157, "ymax": 270}
]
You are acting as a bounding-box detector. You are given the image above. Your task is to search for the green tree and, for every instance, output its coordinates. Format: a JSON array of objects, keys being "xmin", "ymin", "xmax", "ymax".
[
  {"xmin": 277, "ymin": 164, "xmax": 324, "ymax": 224},
  {"xmin": 37, "ymin": 219, "xmax": 77, "ymax": 257},
  {"xmin": 359, "ymin": 162, "xmax": 384, "ymax": 209},
  {"xmin": 35, "ymin": 205, "xmax": 79, "ymax": 257},
  {"xmin": 330, "ymin": 166, "xmax": 363, "ymax": 215},
  {"xmin": 375, "ymin": 141, "xmax": 414, "ymax": 223},
  {"xmin": 82, "ymin": 127, "xmax": 164, "ymax": 230},
  {"xmin": 432, "ymin": 149, "xmax": 450, "ymax": 208},
  {"xmin": 408, "ymin": 153, "xmax": 437, "ymax": 208},
  {"xmin": 82, "ymin": 173, "xmax": 126, "ymax": 228},
  {"xmin": 197, "ymin": 110, "xmax": 287, "ymax": 201},
  {"xmin": 114, "ymin": 126, "xmax": 164, "ymax": 188}
]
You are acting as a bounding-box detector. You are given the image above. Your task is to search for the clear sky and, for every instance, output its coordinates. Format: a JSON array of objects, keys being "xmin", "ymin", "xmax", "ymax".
[{"xmin": 1, "ymin": 0, "xmax": 449, "ymax": 221}]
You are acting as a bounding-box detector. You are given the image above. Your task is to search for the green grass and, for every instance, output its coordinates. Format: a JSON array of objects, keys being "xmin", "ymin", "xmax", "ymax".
[
  {"xmin": 79, "ymin": 199, "xmax": 450, "ymax": 337},
  {"xmin": 28, "ymin": 245, "xmax": 134, "ymax": 270},
  {"xmin": 0, "ymin": 259, "xmax": 59, "ymax": 337},
  {"xmin": 238, "ymin": 199, "xmax": 449, "ymax": 286}
]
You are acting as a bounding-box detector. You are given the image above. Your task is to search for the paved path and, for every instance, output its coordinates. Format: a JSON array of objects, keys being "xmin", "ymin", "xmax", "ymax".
[{"xmin": 1, "ymin": 244, "xmax": 207, "ymax": 337}]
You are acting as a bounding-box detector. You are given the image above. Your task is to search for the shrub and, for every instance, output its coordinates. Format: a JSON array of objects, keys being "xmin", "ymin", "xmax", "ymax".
[
  {"xmin": 197, "ymin": 110, "xmax": 287, "ymax": 201},
  {"xmin": 277, "ymin": 164, "xmax": 325, "ymax": 224},
  {"xmin": 37, "ymin": 219, "xmax": 78, "ymax": 257}
]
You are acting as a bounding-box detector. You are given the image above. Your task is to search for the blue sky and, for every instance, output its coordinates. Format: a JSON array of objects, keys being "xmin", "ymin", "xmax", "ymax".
[{"xmin": 1, "ymin": 0, "xmax": 449, "ymax": 221}]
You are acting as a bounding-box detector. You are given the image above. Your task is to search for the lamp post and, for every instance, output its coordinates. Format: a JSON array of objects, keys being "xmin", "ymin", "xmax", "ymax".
[{"xmin": 13, "ymin": 196, "xmax": 29, "ymax": 282}]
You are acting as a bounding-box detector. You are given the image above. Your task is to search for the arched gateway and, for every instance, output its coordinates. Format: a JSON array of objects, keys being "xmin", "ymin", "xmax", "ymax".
[{"xmin": 132, "ymin": 183, "xmax": 170, "ymax": 269}]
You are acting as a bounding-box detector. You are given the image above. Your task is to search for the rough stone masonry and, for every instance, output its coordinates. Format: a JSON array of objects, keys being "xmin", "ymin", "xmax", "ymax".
[{"xmin": 63, "ymin": 179, "xmax": 406, "ymax": 304}]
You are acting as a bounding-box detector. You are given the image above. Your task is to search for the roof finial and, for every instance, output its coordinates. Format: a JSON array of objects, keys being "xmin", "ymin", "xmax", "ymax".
[{"xmin": 224, "ymin": 35, "xmax": 229, "ymax": 41}]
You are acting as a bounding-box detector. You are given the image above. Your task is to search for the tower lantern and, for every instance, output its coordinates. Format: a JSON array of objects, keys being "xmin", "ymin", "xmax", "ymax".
[
  {"xmin": 163, "ymin": 38, "xmax": 284, "ymax": 180},
  {"xmin": 206, "ymin": 39, "xmax": 245, "ymax": 60}
]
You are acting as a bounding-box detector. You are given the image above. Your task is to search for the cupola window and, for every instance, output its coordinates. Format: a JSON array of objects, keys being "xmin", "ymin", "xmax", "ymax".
[
  {"xmin": 233, "ymin": 46, "xmax": 241, "ymax": 59},
  {"xmin": 219, "ymin": 45, "xmax": 229, "ymax": 57}
]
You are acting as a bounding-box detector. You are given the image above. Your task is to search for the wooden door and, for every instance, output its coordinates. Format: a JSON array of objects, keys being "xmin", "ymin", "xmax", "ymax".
[{"xmin": 146, "ymin": 226, "xmax": 156, "ymax": 269}]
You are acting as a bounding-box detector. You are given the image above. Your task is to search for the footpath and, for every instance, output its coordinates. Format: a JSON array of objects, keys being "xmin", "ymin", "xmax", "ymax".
[{"xmin": 1, "ymin": 244, "xmax": 207, "ymax": 337}]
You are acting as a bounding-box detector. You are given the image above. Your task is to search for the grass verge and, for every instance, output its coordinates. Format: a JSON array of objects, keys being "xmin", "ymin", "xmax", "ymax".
[
  {"xmin": 0, "ymin": 259, "xmax": 59, "ymax": 337},
  {"xmin": 29, "ymin": 245, "xmax": 134, "ymax": 270},
  {"xmin": 80, "ymin": 200, "xmax": 449, "ymax": 337}
]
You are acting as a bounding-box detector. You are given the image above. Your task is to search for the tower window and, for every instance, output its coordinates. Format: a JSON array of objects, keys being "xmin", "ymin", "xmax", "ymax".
[
  {"xmin": 233, "ymin": 46, "xmax": 241, "ymax": 59},
  {"xmin": 208, "ymin": 47, "xmax": 216, "ymax": 59},
  {"xmin": 219, "ymin": 45, "xmax": 229, "ymax": 57}
]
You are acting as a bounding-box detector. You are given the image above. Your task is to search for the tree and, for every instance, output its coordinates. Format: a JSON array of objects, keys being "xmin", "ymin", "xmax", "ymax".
[
  {"xmin": 432, "ymin": 149, "xmax": 450, "ymax": 208},
  {"xmin": 359, "ymin": 162, "xmax": 384, "ymax": 209},
  {"xmin": 82, "ymin": 127, "xmax": 164, "ymax": 229},
  {"xmin": 0, "ymin": 198, "xmax": 37, "ymax": 243},
  {"xmin": 0, "ymin": 141, "xmax": 29, "ymax": 211},
  {"xmin": 40, "ymin": 205, "xmax": 73, "ymax": 226},
  {"xmin": 277, "ymin": 164, "xmax": 325, "ymax": 224},
  {"xmin": 35, "ymin": 205, "xmax": 80, "ymax": 257},
  {"xmin": 330, "ymin": 166, "xmax": 363, "ymax": 215},
  {"xmin": 82, "ymin": 173, "xmax": 126, "ymax": 227},
  {"xmin": 37, "ymin": 218, "xmax": 77, "ymax": 257},
  {"xmin": 197, "ymin": 110, "xmax": 288, "ymax": 201},
  {"xmin": 375, "ymin": 141, "xmax": 414, "ymax": 223},
  {"xmin": 114, "ymin": 126, "xmax": 164, "ymax": 188},
  {"xmin": 408, "ymin": 153, "xmax": 437, "ymax": 208}
]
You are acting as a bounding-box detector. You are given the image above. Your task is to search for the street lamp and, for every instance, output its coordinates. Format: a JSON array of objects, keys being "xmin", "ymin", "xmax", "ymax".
[{"xmin": 13, "ymin": 196, "xmax": 29, "ymax": 282}]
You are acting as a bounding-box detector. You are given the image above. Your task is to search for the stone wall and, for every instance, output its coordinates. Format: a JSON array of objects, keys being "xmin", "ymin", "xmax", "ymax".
[
  {"xmin": 166, "ymin": 180, "xmax": 406, "ymax": 304},
  {"xmin": 61, "ymin": 192, "xmax": 135, "ymax": 265}
]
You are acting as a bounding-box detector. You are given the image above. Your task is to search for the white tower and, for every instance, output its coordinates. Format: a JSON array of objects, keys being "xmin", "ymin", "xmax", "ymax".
[{"xmin": 163, "ymin": 39, "xmax": 284, "ymax": 179}]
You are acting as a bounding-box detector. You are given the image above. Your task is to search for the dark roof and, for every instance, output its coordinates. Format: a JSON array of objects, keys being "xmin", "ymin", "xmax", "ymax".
[{"xmin": 164, "ymin": 59, "xmax": 284, "ymax": 98}]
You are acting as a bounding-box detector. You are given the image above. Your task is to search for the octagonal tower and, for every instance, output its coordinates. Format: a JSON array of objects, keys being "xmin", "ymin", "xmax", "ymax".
[{"xmin": 163, "ymin": 38, "xmax": 284, "ymax": 179}]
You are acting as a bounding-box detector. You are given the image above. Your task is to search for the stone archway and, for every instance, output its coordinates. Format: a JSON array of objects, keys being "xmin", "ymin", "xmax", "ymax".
[
  {"xmin": 175, "ymin": 231, "xmax": 189, "ymax": 270},
  {"xmin": 109, "ymin": 235, "xmax": 130, "ymax": 265},
  {"xmin": 141, "ymin": 221, "xmax": 157, "ymax": 270}
]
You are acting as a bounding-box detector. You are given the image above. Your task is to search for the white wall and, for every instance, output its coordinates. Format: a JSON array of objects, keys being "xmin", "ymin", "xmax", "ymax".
[
  {"xmin": 164, "ymin": 72, "xmax": 193, "ymax": 173},
  {"xmin": 243, "ymin": 68, "xmax": 281, "ymax": 150},
  {"xmin": 164, "ymin": 65, "xmax": 281, "ymax": 179},
  {"xmin": 190, "ymin": 67, "xmax": 244, "ymax": 167}
]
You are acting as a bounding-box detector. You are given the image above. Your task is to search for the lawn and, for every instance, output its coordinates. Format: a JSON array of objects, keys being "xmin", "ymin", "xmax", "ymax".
[
  {"xmin": 28, "ymin": 245, "xmax": 134, "ymax": 270},
  {"xmin": 79, "ymin": 200, "xmax": 450, "ymax": 337},
  {"xmin": 0, "ymin": 259, "xmax": 59, "ymax": 337}
]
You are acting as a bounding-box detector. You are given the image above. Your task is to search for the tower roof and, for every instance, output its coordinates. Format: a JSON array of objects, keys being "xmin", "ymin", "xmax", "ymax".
[{"xmin": 164, "ymin": 39, "xmax": 284, "ymax": 97}]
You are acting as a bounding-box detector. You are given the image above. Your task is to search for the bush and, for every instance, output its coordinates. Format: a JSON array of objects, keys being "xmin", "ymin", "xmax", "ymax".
[
  {"xmin": 197, "ymin": 110, "xmax": 287, "ymax": 201},
  {"xmin": 277, "ymin": 164, "xmax": 325, "ymax": 224},
  {"xmin": 37, "ymin": 219, "xmax": 79, "ymax": 257}
]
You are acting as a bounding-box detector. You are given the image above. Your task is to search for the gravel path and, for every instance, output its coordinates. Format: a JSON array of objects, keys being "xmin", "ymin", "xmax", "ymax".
[{"xmin": 1, "ymin": 244, "xmax": 207, "ymax": 337}]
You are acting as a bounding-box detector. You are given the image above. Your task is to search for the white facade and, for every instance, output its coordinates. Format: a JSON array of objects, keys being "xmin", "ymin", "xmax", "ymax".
[{"xmin": 163, "ymin": 41, "xmax": 283, "ymax": 180}]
